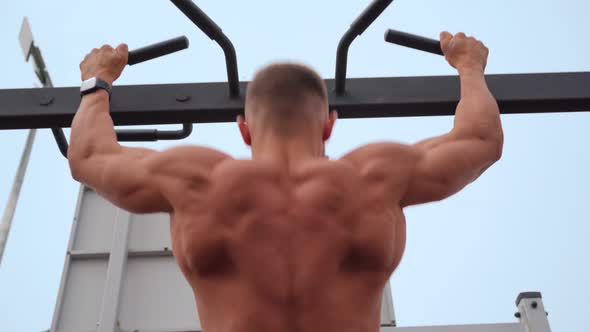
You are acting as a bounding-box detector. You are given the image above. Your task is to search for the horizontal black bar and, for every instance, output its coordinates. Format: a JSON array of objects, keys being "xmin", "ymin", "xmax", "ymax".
[
  {"xmin": 128, "ymin": 36, "xmax": 189, "ymax": 65},
  {"xmin": 116, "ymin": 123, "xmax": 193, "ymax": 141},
  {"xmin": 1, "ymin": 72, "xmax": 589, "ymax": 130},
  {"xmin": 116, "ymin": 129, "xmax": 158, "ymax": 141},
  {"xmin": 385, "ymin": 29, "xmax": 443, "ymax": 56}
]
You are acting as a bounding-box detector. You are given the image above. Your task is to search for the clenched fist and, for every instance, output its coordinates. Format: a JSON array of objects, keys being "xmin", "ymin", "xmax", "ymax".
[
  {"xmin": 80, "ymin": 44, "xmax": 128, "ymax": 85},
  {"xmin": 440, "ymin": 32, "xmax": 488, "ymax": 73}
]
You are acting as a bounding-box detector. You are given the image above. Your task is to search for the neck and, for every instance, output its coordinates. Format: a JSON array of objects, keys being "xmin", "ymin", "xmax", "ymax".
[{"xmin": 250, "ymin": 132, "xmax": 325, "ymax": 169}]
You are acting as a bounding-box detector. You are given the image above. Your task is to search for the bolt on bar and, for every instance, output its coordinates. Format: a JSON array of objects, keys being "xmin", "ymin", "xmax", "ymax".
[
  {"xmin": 335, "ymin": 0, "xmax": 394, "ymax": 95},
  {"xmin": 170, "ymin": 0, "xmax": 240, "ymax": 98},
  {"xmin": 384, "ymin": 29, "xmax": 443, "ymax": 56}
]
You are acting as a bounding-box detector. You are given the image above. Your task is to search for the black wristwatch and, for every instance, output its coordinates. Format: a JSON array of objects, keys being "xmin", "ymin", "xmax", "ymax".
[{"xmin": 80, "ymin": 77, "xmax": 112, "ymax": 99}]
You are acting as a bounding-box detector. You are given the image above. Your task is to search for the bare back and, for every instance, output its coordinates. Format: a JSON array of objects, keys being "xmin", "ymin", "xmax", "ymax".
[
  {"xmin": 70, "ymin": 31, "xmax": 502, "ymax": 332},
  {"xmin": 167, "ymin": 149, "xmax": 409, "ymax": 332}
]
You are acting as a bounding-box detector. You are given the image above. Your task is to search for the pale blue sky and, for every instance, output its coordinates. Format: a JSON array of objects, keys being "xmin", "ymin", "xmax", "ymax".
[{"xmin": 1, "ymin": 1, "xmax": 589, "ymax": 331}]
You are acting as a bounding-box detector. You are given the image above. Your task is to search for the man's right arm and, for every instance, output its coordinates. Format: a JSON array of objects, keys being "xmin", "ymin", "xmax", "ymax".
[
  {"xmin": 399, "ymin": 32, "xmax": 503, "ymax": 206},
  {"xmin": 69, "ymin": 44, "xmax": 229, "ymax": 214}
]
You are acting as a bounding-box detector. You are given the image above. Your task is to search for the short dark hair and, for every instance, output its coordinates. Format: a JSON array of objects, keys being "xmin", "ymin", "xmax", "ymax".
[{"xmin": 247, "ymin": 63, "xmax": 327, "ymax": 106}]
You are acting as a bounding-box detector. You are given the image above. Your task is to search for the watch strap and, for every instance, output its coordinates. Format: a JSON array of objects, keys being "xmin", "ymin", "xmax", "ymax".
[{"xmin": 80, "ymin": 77, "xmax": 112, "ymax": 98}]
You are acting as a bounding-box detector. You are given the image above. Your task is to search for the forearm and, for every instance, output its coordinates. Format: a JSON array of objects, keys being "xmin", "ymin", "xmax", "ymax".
[
  {"xmin": 453, "ymin": 68, "xmax": 503, "ymax": 144},
  {"xmin": 68, "ymin": 90, "xmax": 121, "ymax": 173}
]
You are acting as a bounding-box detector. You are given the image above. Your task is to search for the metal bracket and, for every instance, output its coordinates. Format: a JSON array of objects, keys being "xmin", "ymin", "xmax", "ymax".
[
  {"xmin": 335, "ymin": 0, "xmax": 394, "ymax": 95},
  {"xmin": 170, "ymin": 0, "xmax": 240, "ymax": 98}
]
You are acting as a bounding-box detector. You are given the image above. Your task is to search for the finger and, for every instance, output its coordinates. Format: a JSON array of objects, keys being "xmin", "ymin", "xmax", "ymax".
[
  {"xmin": 439, "ymin": 31, "xmax": 453, "ymax": 53},
  {"xmin": 440, "ymin": 31, "xmax": 452, "ymax": 43},
  {"xmin": 329, "ymin": 109, "xmax": 339, "ymax": 122},
  {"xmin": 116, "ymin": 43, "xmax": 129, "ymax": 54},
  {"xmin": 455, "ymin": 32, "xmax": 467, "ymax": 39},
  {"xmin": 100, "ymin": 44, "xmax": 113, "ymax": 50},
  {"xmin": 116, "ymin": 43, "xmax": 129, "ymax": 62}
]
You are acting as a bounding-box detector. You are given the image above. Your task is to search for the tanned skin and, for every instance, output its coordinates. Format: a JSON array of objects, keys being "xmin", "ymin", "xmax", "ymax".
[{"xmin": 69, "ymin": 32, "xmax": 503, "ymax": 332}]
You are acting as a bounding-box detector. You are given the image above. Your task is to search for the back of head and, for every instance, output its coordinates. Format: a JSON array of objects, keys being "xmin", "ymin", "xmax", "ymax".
[{"xmin": 246, "ymin": 63, "xmax": 328, "ymax": 136}]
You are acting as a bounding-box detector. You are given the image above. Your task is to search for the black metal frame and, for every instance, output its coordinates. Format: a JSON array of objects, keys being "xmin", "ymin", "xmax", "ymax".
[
  {"xmin": 3, "ymin": 0, "xmax": 590, "ymax": 158},
  {"xmin": 2, "ymin": 72, "xmax": 589, "ymax": 131}
]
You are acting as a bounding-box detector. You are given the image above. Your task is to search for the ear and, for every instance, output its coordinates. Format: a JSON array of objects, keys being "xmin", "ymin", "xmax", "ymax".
[
  {"xmin": 322, "ymin": 110, "xmax": 338, "ymax": 141},
  {"xmin": 237, "ymin": 114, "xmax": 252, "ymax": 146}
]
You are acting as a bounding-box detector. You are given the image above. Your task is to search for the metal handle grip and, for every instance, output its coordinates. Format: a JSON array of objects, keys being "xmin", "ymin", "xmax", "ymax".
[
  {"xmin": 384, "ymin": 29, "xmax": 443, "ymax": 56},
  {"xmin": 116, "ymin": 123, "xmax": 193, "ymax": 142},
  {"xmin": 54, "ymin": 124, "xmax": 194, "ymax": 158},
  {"xmin": 128, "ymin": 36, "xmax": 189, "ymax": 65}
]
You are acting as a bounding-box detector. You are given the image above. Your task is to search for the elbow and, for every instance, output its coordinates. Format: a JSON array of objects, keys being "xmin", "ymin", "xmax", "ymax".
[
  {"xmin": 67, "ymin": 142, "xmax": 86, "ymax": 182},
  {"xmin": 491, "ymin": 126, "xmax": 504, "ymax": 162},
  {"xmin": 480, "ymin": 129, "xmax": 503, "ymax": 164},
  {"xmin": 487, "ymin": 133, "xmax": 504, "ymax": 165},
  {"xmin": 68, "ymin": 158, "xmax": 84, "ymax": 182},
  {"xmin": 480, "ymin": 118, "xmax": 504, "ymax": 163},
  {"xmin": 67, "ymin": 149, "xmax": 91, "ymax": 183}
]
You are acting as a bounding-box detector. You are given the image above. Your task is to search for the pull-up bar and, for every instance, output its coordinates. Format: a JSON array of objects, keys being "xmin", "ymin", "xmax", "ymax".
[
  {"xmin": 2, "ymin": 72, "xmax": 588, "ymax": 132},
  {"xmin": 1, "ymin": 0, "xmax": 589, "ymax": 151}
]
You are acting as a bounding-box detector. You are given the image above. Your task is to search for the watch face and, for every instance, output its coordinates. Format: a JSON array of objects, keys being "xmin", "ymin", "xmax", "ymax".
[{"xmin": 80, "ymin": 77, "xmax": 97, "ymax": 92}]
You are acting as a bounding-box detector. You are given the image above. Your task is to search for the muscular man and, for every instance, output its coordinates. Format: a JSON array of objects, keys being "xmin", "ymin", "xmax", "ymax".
[{"xmin": 69, "ymin": 32, "xmax": 503, "ymax": 332}]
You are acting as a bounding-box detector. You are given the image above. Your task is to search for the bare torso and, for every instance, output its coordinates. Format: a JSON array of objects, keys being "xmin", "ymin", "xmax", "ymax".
[
  {"xmin": 168, "ymin": 156, "xmax": 407, "ymax": 332},
  {"xmin": 69, "ymin": 31, "xmax": 500, "ymax": 332}
]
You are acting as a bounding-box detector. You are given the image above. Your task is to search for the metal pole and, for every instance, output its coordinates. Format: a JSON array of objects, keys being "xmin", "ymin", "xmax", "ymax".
[
  {"xmin": 0, "ymin": 18, "xmax": 50, "ymax": 266},
  {"xmin": 0, "ymin": 129, "xmax": 36, "ymax": 266}
]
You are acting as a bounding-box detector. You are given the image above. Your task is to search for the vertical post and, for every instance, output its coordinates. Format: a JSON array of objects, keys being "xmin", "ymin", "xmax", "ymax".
[
  {"xmin": 97, "ymin": 209, "xmax": 131, "ymax": 332},
  {"xmin": 516, "ymin": 292, "xmax": 552, "ymax": 332},
  {"xmin": 0, "ymin": 130, "xmax": 36, "ymax": 266},
  {"xmin": 381, "ymin": 282, "xmax": 396, "ymax": 326}
]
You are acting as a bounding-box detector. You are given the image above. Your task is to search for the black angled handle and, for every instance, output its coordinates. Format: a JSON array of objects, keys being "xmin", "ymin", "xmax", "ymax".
[
  {"xmin": 128, "ymin": 36, "xmax": 189, "ymax": 65},
  {"xmin": 384, "ymin": 29, "xmax": 443, "ymax": 56}
]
